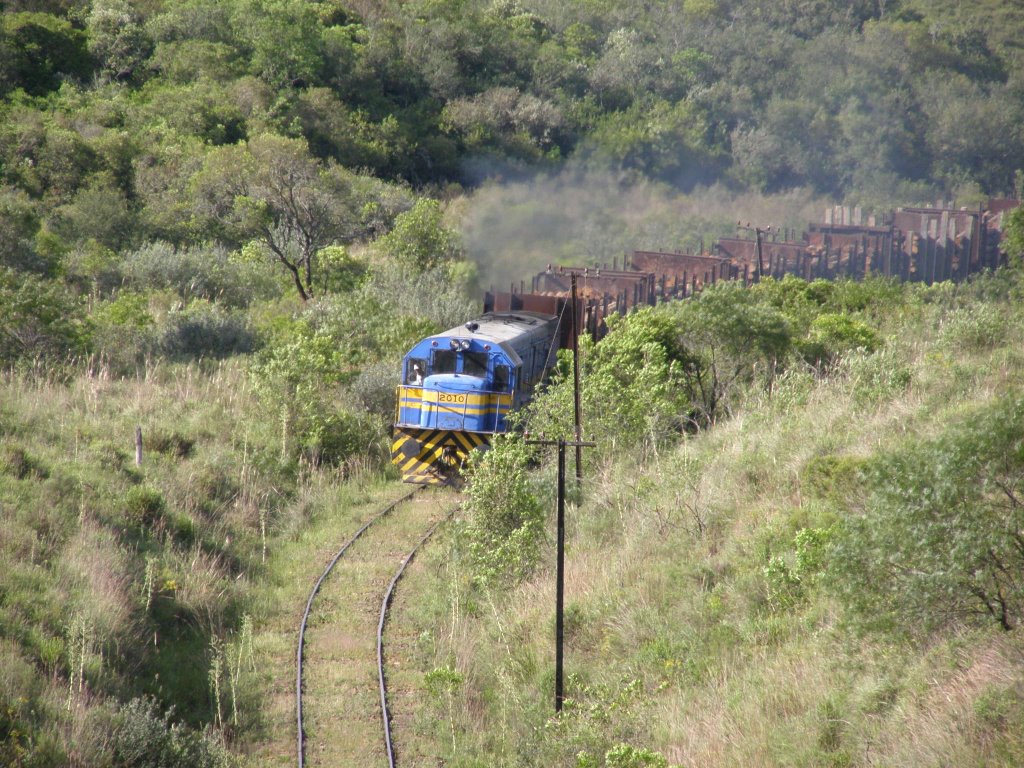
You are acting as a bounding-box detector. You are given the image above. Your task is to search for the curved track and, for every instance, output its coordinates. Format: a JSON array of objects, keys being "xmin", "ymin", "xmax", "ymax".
[
  {"xmin": 377, "ymin": 512, "xmax": 453, "ymax": 768},
  {"xmin": 296, "ymin": 487, "xmax": 455, "ymax": 768}
]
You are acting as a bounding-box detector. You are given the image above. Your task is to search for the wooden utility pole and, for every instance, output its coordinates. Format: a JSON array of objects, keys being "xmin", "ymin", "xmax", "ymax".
[
  {"xmin": 570, "ymin": 274, "xmax": 583, "ymax": 482},
  {"xmin": 737, "ymin": 222, "xmax": 774, "ymax": 282},
  {"xmin": 527, "ymin": 436, "xmax": 595, "ymax": 712}
]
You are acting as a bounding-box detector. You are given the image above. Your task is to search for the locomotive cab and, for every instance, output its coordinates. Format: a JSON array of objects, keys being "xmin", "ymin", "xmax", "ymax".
[
  {"xmin": 392, "ymin": 311, "xmax": 560, "ymax": 484},
  {"xmin": 396, "ymin": 335, "xmax": 519, "ymax": 433}
]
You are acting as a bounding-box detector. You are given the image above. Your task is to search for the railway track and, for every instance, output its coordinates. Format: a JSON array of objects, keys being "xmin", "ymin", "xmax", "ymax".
[{"xmin": 297, "ymin": 486, "xmax": 458, "ymax": 767}]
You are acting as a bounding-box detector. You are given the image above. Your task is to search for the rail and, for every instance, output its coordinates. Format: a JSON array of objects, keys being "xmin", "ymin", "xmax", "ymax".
[
  {"xmin": 377, "ymin": 506, "xmax": 457, "ymax": 768},
  {"xmin": 295, "ymin": 487, "xmax": 422, "ymax": 768}
]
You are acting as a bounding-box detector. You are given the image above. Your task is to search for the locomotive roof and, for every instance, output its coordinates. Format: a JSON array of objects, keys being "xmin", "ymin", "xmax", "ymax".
[{"xmin": 434, "ymin": 311, "xmax": 558, "ymax": 345}]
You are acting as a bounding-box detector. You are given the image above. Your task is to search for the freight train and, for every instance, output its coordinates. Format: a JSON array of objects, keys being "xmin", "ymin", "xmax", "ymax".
[{"xmin": 391, "ymin": 310, "xmax": 561, "ymax": 483}]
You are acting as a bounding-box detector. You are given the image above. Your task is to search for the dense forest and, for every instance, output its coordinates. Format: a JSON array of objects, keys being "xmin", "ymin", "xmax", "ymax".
[{"xmin": 2, "ymin": 0, "xmax": 1024, "ymax": 766}]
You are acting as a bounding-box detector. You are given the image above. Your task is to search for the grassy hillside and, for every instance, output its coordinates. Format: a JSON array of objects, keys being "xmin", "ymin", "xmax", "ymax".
[
  {"xmin": 3, "ymin": 273, "xmax": 1024, "ymax": 765},
  {"xmin": 403, "ymin": 269, "xmax": 1024, "ymax": 767}
]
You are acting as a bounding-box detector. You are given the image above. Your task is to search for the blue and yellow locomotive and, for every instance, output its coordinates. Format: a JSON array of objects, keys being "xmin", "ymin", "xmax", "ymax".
[{"xmin": 391, "ymin": 311, "xmax": 561, "ymax": 483}]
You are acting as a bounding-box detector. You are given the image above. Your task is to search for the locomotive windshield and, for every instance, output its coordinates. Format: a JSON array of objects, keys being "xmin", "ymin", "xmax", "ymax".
[
  {"xmin": 432, "ymin": 349, "xmax": 457, "ymax": 373},
  {"xmin": 463, "ymin": 352, "xmax": 488, "ymax": 377}
]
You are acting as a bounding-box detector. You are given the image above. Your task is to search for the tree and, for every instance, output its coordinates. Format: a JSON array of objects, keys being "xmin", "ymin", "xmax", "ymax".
[
  {"xmin": 829, "ymin": 394, "xmax": 1024, "ymax": 633},
  {"xmin": 86, "ymin": 0, "xmax": 153, "ymax": 83},
  {"xmin": 1002, "ymin": 205, "xmax": 1024, "ymax": 267},
  {"xmin": 0, "ymin": 267, "xmax": 89, "ymax": 365},
  {"xmin": 375, "ymin": 198, "xmax": 462, "ymax": 273},
  {"xmin": 461, "ymin": 434, "xmax": 545, "ymax": 586},
  {"xmin": 190, "ymin": 134, "xmax": 360, "ymax": 300},
  {"xmin": 1, "ymin": 12, "xmax": 91, "ymax": 97},
  {"xmin": 0, "ymin": 186, "xmax": 43, "ymax": 273},
  {"xmin": 669, "ymin": 282, "xmax": 791, "ymax": 426}
]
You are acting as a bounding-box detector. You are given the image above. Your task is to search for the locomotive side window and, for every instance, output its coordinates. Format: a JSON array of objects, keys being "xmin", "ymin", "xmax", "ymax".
[
  {"xmin": 433, "ymin": 349, "xmax": 457, "ymax": 373},
  {"xmin": 406, "ymin": 358, "xmax": 427, "ymax": 385},
  {"xmin": 463, "ymin": 352, "xmax": 488, "ymax": 377},
  {"xmin": 493, "ymin": 365, "xmax": 509, "ymax": 392}
]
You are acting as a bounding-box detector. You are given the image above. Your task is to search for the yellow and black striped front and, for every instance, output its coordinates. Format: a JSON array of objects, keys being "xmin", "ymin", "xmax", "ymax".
[{"xmin": 391, "ymin": 427, "xmax": 490, "ymax": 484}]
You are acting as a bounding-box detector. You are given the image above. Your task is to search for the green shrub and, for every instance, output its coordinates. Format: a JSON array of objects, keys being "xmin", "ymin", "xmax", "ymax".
[
  {"xmin": 0, "ymin": 445, "xmax": 45, "ymax": 480},
  {"xmin": 299, "ymin": 408, "xmax": 387, "ymax": 468},
  {"xmin": 604, "ymin": 742, "xmax": 671, "ymax": 768},
  {"xmin": 937, "ymin": 304, "xmax": 1005, "ymax": 350},
  {"xmin": 840, "ymin": 346, "xmax": 911, "ymax": 404},
  {"xmin": 124, "ymin": 486, "xmax": 166, "ymax": 527},
  {"xmin": 800, "ymin": 313, "xmax": 880, "ymax": 367},
  {"xmin": 123, "ymin": 242, "xmax": 282, "ymax": 308},
  {"xmin": 0, "ymin": 267, "xmax": 90, "ymax": 367},
  {"xmin": 828, "ymin": 393, "xmax": 1024, "ymax": 633},
  {"xmin": 112, "ymin": 697, "xmax": 231, "ymax": 768},
  {"xmin": 802, "ymin": 454, "xmax": 867, "ymax": 503},
  {"xmin": 461, "ymin": 434, "xmax": 546, "ymax": 586},
  {"xmin": 147, "ymin": 430, "xmax": 195, "ymax": 459},
  {"xmin": 156, "ymin": 302, "xmax": 257, "ymax": 360}
]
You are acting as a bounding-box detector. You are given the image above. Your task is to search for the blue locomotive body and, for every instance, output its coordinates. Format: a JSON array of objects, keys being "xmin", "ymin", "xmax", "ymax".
[{"xmin": 392, "ymin": 311, "xmax": 560, "ymax": 483}]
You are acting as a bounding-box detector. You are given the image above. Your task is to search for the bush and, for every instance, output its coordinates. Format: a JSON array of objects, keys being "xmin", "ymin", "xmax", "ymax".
[
  {"xmin": 147, "ymin": 430, "xmax": 195, "ymax": 459},
  {"xmin": 461, "ymin": 434, "xmax": 546, "ymax": 586},
  {"xmin": 802, "ymin": 454, "xmax": 867, "ymax": 503},
  {"xmin": 800, "ymin": 312, "xmax": 880, "ymax": 367},
  {"xmin": 156, "ymin": 302, "xmax": 257, "ymax": 360},
  {"xmin": 840, "ymin": 345, "xmax": 911, "ymax": 404},
  {"xmin": 123, "ymin": 242, "xmax": 282, "ymax": 308},
  {"xmin": 0, "ymin": 445, "xmax": 46, "ymax": 480},
  {"xmin": 937, "ymin": 304, "xmax": 1005, "ymax": 350},
  {"xmin": 124, "ymin": 486, "xmax": 166, "ymax": 527},
  {"xmin": 828, "ymin": 393, "xmax": 1024, "ymax": 633},
  {"xmin": 112, "ymin": 697, "xmax": 231, "ymax": 768},
  {"xmin": 0, "ymin": 267, "xmax": 90, "ymax": 367}
]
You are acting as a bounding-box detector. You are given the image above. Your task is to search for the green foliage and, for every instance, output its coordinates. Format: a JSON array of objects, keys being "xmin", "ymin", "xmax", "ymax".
[
  {"xmin": 461, "ymin": 434, "xmax": 545, "ymax": 586},
  {"xmin": 96, "ymin": 291, "xmax": 154, "ymax": 329},
  {"xmin": 190, "ymin": 134, "xmax": 369, "ymax": 300},
  {"xmin": 524, "ymin": 306, "xmax": 689, "ymax": 462},
  {"xmin": 0, "ymin": 444, "xmax": 47, "ymax": 480},
  {"xmin": 1002, "ymin": 206, "xmax": 1024, "ymax": 267},
  {"xmin": 123, "ymin": 242, "xmax": 281, "ymax": 308},
  {"xmin": 0, "ymin": 267, "xmax": 90, "ymax": 366},
  {"xmin": 840, "ymin": 345, "xmax": 912, "ymax": 405},
  {"xmin": 937, "ymin": 303, "xmax": 1005, "ymax": 350},
  {"xmin": 0, "ymin": 186, "xmax": 45, "ymax": 274},
  {"xmin": 670, "ymin": 282, "xmax": 791, "ymax": 426},
  {"xmin": 112, "ymin": 697, "xmax": 232, "ymax": 768},
  {"xmin": 801, "ymin": 312, "xmax": 881, "ymax": 367},
  {"xmin": 802, "ymin": 454, "xmax": 867, "ymax": 504},
  {"xmin": 603, "ymin": 742, "xmax": 671, "ymax": 768},
  {"xmin": 543, "ymin": 678, "xmax": 656, "ymax": 766},
  {"xmin": 829, "ymin": 392, "xmax": 1024, "ymax": 632},
  {"xmin": 156, "ymin": 301, "xmax": 257, "ymax": 360},
  {"xmin": 87, "ymin": 0, "xmax": 153, "ymax": 83},
  {"xmin": 1, "ymin": 12, "xmax": 91, "ymax": 97},
  {"xmin": 124, "ymin": 486, "xmax": 166, "ymax": 527},
  {"xmin": 583, "ymin": 98, "xmax": 723, "ymax": 186},
  {"xmin": 376, "ymin": 198, "xmax": 463, "ymax": 273},
  {"xmin": 764, "ymin": 527, "xmax": 832, "ymax": 613}
]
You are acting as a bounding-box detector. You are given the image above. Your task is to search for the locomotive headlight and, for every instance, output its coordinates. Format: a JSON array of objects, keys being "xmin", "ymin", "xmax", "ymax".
[
  {"xmin": 460, "ymin": 339, "xmax": 471, "ymax": 351},
  {"xmin": 449, "ymin": 338, "xmax": 460, "ymax": 350}
]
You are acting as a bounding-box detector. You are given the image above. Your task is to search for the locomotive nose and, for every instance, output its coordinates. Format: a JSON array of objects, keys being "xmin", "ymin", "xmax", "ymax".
[{"xmin": 398, "ymin": 438, "xmax": 422, "ymax": 459}]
